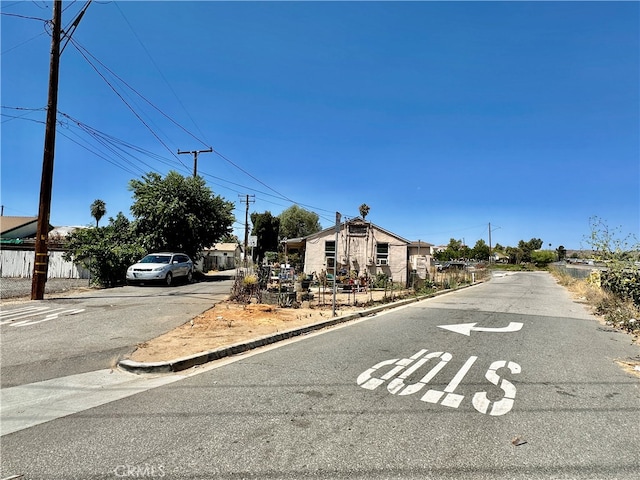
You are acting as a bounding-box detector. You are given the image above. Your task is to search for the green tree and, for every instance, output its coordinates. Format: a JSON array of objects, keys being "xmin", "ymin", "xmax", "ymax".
[
  {"xmin": 435, "ymin": 238, "xmax": 469, "ymax": 261},
  {"xmin": 90, "ymin": 199, "xmax": 106, "ymax": 228},
  {"xmin": 471, "ymin": 239, "xmax": 491, "ymax": 261},
  {"xmin": 556, "ymin": 245, "xmax": 567, "ymax": 261},
  {"xmin": 129, "ymin": 171, "xmax": 234, "ymax": 261},
  {"xmin": 250, "ymin": 211, "xmax": 280, "ymax": 263},
  {"xmin": 278, "ymin": 205, "xmax": 321, "ymax": 240},
  {"xmin": 516, "ymin": 238, "xmax": 544, "ymax": 263},
  {"xmin": 220, "ymin": 233, "xmax": 240, "ymax": 244},
  {"xmin": 531, "ymin": 250, "xmax": 556, "ymax": 266},
  {"xmin": 63, "ymin": 213, "xmax": 145, "ymax": 287}
]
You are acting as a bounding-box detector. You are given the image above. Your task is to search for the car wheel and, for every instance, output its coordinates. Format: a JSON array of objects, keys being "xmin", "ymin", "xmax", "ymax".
[
  {"xmin": 186, "ymin": 269, "xmax": 193, "ymax": 283},
  {"xmin": 165, "ymin": 272, "xmax": 173, "ymax": 286}
]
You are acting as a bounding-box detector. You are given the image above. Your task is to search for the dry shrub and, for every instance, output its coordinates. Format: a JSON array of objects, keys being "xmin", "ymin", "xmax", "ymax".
[{"xmin": 552, "ymin": 267, "xmax": 639, "ymax": 335}]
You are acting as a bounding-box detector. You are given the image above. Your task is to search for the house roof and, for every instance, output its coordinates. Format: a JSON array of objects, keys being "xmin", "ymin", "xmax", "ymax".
[
  {"xmin": 0, "ymin": 216, "xmax": 41, "ymax": 239},
  {"xmin": 302, "ymin": 218, "xmax": 411, "ymax": 244},
  {"xmin": 409, "ymin": 240, "xmax": 434, "ymax": 248},
  {"xmin": 203, "ymin": 243, "xmax": 240, "ymax": 253}
]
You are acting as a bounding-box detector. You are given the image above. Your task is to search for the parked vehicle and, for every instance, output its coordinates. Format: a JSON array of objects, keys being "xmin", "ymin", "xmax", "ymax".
[
  {"xmin": 126, "ymin": 253, "xmax": 193, "ymax": 286},
  {"xmin": 438, "ymin": 261, "xmax": 467, "ymax": 271}
]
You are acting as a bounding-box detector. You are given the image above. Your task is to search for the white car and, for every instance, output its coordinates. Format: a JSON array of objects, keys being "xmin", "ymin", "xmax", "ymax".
[{"xmin": 126, "ymin": 253, "xmax": 193, "ymax": 286}]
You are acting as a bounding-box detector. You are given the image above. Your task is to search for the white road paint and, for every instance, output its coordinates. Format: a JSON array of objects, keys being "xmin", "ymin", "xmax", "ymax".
[
  {"xmin": 421, "ymin": 355, "xmax": 478, "ymax": 408},
  {"xmin": 0, "ymin": 306, "xmax": 85, "ymax": 327},
  {"xmin": 437, "ymin": 321, "xmax": 523, "ymax": 336},
  {"xmin": 388, "ymin": 352, "xmax": 452, "ymax": 396},
  {"xmin": 357, "ymin": 350, "xmax": 521, "ymax": 416},
  {"xmin": 0, "ymin": 306, "xmax": 51, "ymax": 325},
  {"xmin": 472, "ymin": 360, "xmax": 521, "ymax": 416}
]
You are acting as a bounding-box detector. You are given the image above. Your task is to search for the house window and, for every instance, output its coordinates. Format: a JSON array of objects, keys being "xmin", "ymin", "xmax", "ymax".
[
  {"xmin": 325, "ymin": 241, "xmax": 335, "ymax": 255},
  {"xmin": 376, "ymin": 243, "xmax": 389, "ymax": 266},
  {"xmin": 325, "ymin": 241, "xmax": 336, "ymax": 277},
  {"xmin": 348, "ymin": 223, "xmax": 368, "ymax": 236}
]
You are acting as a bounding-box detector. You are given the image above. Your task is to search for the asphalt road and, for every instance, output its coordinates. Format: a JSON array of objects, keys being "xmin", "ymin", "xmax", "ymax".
[
  {"xmin": 1, "ymin": 272, "xmax": 639, "ymax": 479},
  {"xmin": 0, "ymin": 278, "xmax": 233, "ymax": 387}
]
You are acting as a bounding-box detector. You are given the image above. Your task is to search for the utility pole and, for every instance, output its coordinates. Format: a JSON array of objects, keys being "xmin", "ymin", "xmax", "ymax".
[
  {"xmin": 177, "ymin": 147, "xmax": 212, "ymax": 177},
  {"xmin": 239, "ymin": 194, "xmax": 255, "ymax": 266},
  {"xmin": 31, "ymin": 0, "xmax": 62, "ymax": 300},
  {"xmin": 488, "ymin": 222, "xmax": 492, "ymax": 264},
  {"xmin": 332, "ymin": 212, "xmax": 341, "ymax": 317}
]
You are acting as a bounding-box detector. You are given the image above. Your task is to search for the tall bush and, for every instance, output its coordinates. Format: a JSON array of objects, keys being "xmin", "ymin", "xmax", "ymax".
[{"xmin": 585, "ymin": 216, "xmax": 640, "ymax": 306}]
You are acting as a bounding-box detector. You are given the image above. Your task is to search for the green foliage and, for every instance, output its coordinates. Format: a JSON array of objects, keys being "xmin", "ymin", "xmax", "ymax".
[
  {"xmin": 250, "ymin": 211, "xmax": 280, "ymax": 262},
  {"xmin": 531, "ymin": 250, "xmax": 556, "ymax": 266},
  {"xmin": 372, "ymin": 272, "xmax": 390, "ymax": 288},
  {"xmin": 359, "ymin": 203, "xmax": 370, "ymax": 220},
  {"xmin": 63, "ymin": 213, "xmax": 145, "ymax": 287},
  {"xmin": 490, "ymin": 263, "xmax": 534, "ymax": 272},
  {"xmin": 129, "ymin": 171, "xmax": 234, "ymax": 261},
  {"xmin": 585, "ymin": 216, "xmax": 640, "ymax": 307},
  {"xmin": 264, "ymin": 251, "xmax": 279, "ymax": 264},
  {"xmin": 502, "ymin": 238, "xmax": 544, "ymax": 264},
  {"xmin": 220, "ymin": 233, "xmax": 240, "ymax": 244},
  {"xmin": 471, "ymin": 239, "xmax": 490, "ymax": 261},
  {"xmin": 90, "ymin": 199, "xmax": 106, "ymax": 228},
  {"xmin": 435, "ymin": 238, "xmax": 471, "ymax": 261},
  {"xmin": 516, "ymin": 238, "xmax": 543, "ymax": 263},
  {"xmin": 278, "ymin": 205, "xmax": 321, "ymax": 240},
  {"xmin": 600, "ymin": 270, "xmax": 640, "ymax": 307}
]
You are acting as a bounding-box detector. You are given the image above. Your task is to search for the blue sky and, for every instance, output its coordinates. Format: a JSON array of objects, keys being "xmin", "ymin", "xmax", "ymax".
[{"xmin": 2, "ymin": 1, "xmax": 638, "ymax": 250}]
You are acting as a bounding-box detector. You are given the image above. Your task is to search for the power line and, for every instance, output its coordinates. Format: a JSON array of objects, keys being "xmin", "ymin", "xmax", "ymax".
[
  {"xmin": 114, "ymin": 2, "xmax": 209, "ymax": 146},
  {"xmin": 68, "ymin": 38, "xmax": 191, "ymax": 173},
  {"xmin": 7, "ymin": 9, "xmax": 342, "ymax": 230},
  {"xmin": 0, "ymin": 12, "xmax": 49, "ymax": 21}
]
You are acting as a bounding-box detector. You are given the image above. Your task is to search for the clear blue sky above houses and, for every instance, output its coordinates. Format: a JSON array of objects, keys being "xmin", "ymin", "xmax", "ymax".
[{"xmin": 2, "ymin": 1, "xmax": 638, "ymax": 250}]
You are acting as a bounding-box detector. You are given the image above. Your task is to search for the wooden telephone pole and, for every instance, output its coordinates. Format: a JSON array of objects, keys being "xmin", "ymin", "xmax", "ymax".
[
  {"xmin": 31, "ymin": 0, "xmax": 62, "ymax": 300},
  {"xmin": 239, "ymin": 194, "xmax": 255, "ymax": 265},
  {"xmin": 177, "ymin": 147, "xmax": 213, "ymax": 177}
]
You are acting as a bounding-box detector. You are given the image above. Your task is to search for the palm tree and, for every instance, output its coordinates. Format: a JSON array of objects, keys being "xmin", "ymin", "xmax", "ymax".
[
  {"xmin": 90, "ymin": 199, "xmax": 106, "ymax": 227},
  {"xmin": 359, "ymin": 203, "xmax": 370, "ymax": 220}
]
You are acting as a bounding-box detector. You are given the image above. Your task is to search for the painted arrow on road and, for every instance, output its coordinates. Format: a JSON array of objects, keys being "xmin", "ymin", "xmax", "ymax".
[{"xmin": 438, "ymin": 322, "xmax": 523, "ymax": 336}]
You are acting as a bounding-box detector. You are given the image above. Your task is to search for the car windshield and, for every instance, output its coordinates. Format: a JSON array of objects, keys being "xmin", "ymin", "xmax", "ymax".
[{"xmin": 140, "ymin": 255, "xmax": 171, "ymax": 264}]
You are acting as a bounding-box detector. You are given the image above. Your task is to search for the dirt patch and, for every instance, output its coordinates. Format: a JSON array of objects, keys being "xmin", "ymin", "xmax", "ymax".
[{"xmin": 129, "ymin": 290, "xmax": 410, "ymax": 363}]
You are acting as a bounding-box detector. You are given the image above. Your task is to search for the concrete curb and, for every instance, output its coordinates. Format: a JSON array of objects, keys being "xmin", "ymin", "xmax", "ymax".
[{"xmin": 118, "ymin": 284, "xmax": 480, "ymax": 374}]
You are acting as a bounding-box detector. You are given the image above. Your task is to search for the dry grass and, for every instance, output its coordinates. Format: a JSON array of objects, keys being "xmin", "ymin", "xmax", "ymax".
[{"xmin": 550, "ymin": 267, "xmax": 639, "ymax": 340}]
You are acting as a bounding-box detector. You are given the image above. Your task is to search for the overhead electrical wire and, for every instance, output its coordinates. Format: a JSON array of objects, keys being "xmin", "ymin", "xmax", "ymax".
[
  {"xmin": 68, "ymin": 37, "xmax": 192, "ymax": 173},
  {"xmin": 5, "ymin": 4, "xmax": 342, "ymax": 226},
  {"xmin": 67, "ymin": 38, "xmax": 336, "ymax": 222},
  {"xmin": 114, "ymin": 2, "xmax": 209, "ymax": 146}
]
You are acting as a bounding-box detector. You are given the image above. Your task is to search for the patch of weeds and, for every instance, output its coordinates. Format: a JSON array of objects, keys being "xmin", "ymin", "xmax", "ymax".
[
  {"xmin": 594, "ymin": 291, "xmax": 640, "ymax": 334},
  {"xmin": 550, "ymin": 267, "xmax": 640, "ymax": 337}
]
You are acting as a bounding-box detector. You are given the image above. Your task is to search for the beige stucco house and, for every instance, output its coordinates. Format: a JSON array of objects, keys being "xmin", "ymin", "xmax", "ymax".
[
  {"xmin": 198, "ymin": 243, "xmax": 241, "ymax": 271},
  {"xmin": 291, "ymin": 218, "xmax": 432, "ymax": 286}
]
